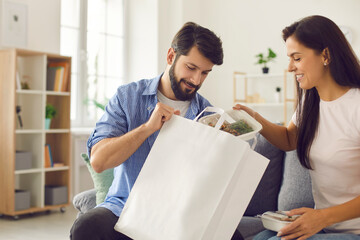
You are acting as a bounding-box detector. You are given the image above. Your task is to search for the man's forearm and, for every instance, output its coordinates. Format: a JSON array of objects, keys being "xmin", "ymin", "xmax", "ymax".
[{"xmin": 90, "ymin": 124, "xmax": 155, "ymax": 173}]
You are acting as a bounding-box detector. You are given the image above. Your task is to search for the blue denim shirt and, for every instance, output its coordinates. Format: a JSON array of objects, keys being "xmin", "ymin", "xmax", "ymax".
[{"xmin": 87, "ymin": 74, "xmax": 212, "ymax": 216}]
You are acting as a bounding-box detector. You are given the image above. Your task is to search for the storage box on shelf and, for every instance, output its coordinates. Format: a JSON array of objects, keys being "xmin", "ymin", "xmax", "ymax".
[
  {"xmin": 15, "ymin": 151, "xmax": 32, "ymax": 170},
  {"xmin": 45, "ymin": 185, "xmax": 68, "ymax": 205},
  {"xmin": 233, "ymin": 71, "xmax": 296, "ymax": 125},
  {"xmin": 0, "ymin": 48, "xmax": 71, "ymax": 219},
  {"xmin": 14, "ymin": 189, "xmax": 31, "ymax": 211}
]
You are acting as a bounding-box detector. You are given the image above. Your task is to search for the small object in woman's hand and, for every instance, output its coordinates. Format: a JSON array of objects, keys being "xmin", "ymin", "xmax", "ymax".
[{"xmin": 260, "ymin": 211, "xmax": 301, "ymax": 232}]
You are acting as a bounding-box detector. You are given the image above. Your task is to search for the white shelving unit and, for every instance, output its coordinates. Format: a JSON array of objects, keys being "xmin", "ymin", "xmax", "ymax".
[
  {"xmin": 233, "ymin": 71, "xmax": 296, "ymax": 125},
  {"xmin": 0, "ymin": 49, "xmax": 71, "ymax": 218}
]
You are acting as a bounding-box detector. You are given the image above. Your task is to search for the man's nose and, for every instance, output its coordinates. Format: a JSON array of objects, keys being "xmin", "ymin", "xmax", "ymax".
[{"xmin": 190, "ymin": 71, "xmax": 202, "ymax": 85}]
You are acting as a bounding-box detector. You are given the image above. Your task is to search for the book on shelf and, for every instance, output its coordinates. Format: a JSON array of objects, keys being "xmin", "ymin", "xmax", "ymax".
[
  {"xmin": 47, "ymin": 61, "xmax": 70, "ymax": 92},
  {"xmin": 44, "ymin": 144, "xmax": 54, "ymax": 168},
  {"xmin": 46, "ymin": 67, "xmax": 57, "ymax": 91},
  {"xmin": 53, "ymin": 162, "xmax": 65, "ymax": 167},
  {"xmin": 53, "ymin": 67, "xmax": 64, "ymax": 91}
]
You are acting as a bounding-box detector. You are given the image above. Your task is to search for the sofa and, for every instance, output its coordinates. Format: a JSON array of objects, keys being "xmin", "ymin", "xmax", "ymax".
[{"xmin": 73, "ymin": 134, "xmax": 314, "ymax": 239}]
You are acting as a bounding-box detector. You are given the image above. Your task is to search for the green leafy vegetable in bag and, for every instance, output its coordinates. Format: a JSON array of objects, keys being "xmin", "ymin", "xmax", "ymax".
[
  {"xmin": 227, "ymin": 120, "xmax": 253, "ymax": 135},
  {"xmin": 209, "ymin": 119, "xmax": 253, "ymax": 136}
]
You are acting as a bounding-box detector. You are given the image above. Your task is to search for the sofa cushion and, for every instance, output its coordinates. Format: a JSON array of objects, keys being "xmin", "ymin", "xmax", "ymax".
[
  {"xmin": 81, "ymin": 153, "xmax": 114, "ymax": 205},
  {"xmin": 237, "ymin": 216, "xmax": 264, "ymax": 240},
  {"xmin": 277, "ymin": 150, "xmax": 314, "ymax": 210},
  {"xmin": 244, "ymin": 134, "xmax": 284, "ymax": 216},
  {"xmin": 73, "ymin": 188, "xmax": 97, "ymax": 216}
]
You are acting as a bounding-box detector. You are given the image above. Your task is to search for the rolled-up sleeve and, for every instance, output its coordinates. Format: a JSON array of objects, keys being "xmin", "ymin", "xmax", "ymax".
[{"xmin": 87, "ymin": 88, "xmax": 128, "ymax": 157}]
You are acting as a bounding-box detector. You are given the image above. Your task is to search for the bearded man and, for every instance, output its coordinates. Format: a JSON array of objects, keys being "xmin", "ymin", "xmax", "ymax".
[{"xmin": 70, "ymin": 22, "xmax": 243, "ymax": 240}]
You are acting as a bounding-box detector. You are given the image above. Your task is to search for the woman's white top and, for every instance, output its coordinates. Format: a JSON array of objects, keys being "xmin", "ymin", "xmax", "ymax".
[{"xmin": 291, "ymin": 88, "xmax": 360, "ymax": 234}]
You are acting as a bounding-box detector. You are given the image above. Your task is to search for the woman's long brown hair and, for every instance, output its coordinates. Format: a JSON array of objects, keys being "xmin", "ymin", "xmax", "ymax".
[{"xmin": 282, "ymin": 15, "xmax": 360, "ymax": 169}]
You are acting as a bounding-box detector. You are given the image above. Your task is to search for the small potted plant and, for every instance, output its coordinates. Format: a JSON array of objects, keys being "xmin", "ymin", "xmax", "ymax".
[
  {"xmin": 45, "ymin": 103, "xmax": 57, "ymax": 129},
  {"xmin": 255, "ymin": 48, "xmax": 277, "ymax": 74}
]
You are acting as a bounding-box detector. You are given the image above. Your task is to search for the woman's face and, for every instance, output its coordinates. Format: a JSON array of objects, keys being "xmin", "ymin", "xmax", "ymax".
[{"xmin": 286, "ymin": 36, "xmax": 327, "ymax": 90}]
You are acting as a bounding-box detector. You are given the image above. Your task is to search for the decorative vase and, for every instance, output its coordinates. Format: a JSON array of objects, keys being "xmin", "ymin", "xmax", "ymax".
[
  {"xmin": 45, "ymin": 118, "xmax": 51, "ymax": 129},
  {"xmin": 262, "ymin": 67, "xmax": 269, "ymax": 74},
  {"xmin": 274, "ymin": 92, "xmax": 281, "ymax": 103}
]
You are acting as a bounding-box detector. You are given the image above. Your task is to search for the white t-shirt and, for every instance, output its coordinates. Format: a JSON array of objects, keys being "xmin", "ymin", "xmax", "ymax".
[
  {"xmin": 157, "ymin": 90, "xmax": 190, "ymax": 117},
  {"xmin": 292, "ymin": 88, "xmax": 360, "ymax": 234}
]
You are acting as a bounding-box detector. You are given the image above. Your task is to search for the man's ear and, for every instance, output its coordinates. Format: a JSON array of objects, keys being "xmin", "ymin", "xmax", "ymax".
[
  {"xmin": 166, "ymin": 48, "xmax": 176, "ymax": 65},
  {"xmin": 322, "ymin": 47, "xmax": 331, "ymax": 65}
]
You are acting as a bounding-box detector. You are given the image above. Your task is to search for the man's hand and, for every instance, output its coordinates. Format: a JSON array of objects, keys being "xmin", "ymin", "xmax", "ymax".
[
  {"xmin": 90, "ymin": 102, "xmax": 180, "ymax": 172},
  {"xmin": 277, "ymin": 208, "xmax": 328, "ymax": 240},
  {"xmin": 145, "ymin": 102, "xmax": 180, "ymax": 132}
]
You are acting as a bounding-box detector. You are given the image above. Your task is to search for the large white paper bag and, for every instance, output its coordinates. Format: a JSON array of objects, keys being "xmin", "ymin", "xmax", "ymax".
[{"xmin": 115, "ymin": 114, "xmax": 269, "ymax": 240}]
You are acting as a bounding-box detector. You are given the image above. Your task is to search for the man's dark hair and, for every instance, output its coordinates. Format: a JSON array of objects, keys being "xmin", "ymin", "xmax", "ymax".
[{"xmin": 171, "ymin": 22, "xmax": 223, "ymax": 65}]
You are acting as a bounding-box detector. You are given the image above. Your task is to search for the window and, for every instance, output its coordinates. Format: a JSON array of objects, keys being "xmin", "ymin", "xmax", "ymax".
[{"xmin": 60, "ymin": 0, "xmax": 125, "ymax": 127}]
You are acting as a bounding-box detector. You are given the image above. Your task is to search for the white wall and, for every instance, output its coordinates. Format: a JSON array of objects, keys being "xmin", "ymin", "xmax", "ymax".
[
  {"xmin": 0, "ymin": 0, "xmax": 60, "ymax": 54},
  {"xmin": 126, "ymin": 0, "xmax": 159, "ymax": 82},
  {"xmin": 3, "ymin": 0, "xmax": 358, "ymax": 109},
  {"xmin": 157, "ymin": 0, "xmax": 360, "ymax": 109}
]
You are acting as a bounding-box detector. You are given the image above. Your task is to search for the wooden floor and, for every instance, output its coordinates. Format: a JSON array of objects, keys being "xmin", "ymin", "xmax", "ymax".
[{"xmin": 0, "ymin": 205, "xmax": 78, "ymax": 240}]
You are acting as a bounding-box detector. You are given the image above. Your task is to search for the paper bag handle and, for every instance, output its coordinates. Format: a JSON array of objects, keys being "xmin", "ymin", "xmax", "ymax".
[
  {"xmin": 194, "ymin": 106, "xmax": 235, "ymax": 130},
  {"xmin": 195, "ymin": 107, "xmax": 259, "ymax": 149}
]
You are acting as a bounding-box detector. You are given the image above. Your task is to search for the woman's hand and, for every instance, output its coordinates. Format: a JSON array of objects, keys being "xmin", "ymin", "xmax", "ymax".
[
  {"xmin": 277, "ymin": 208, "xmax": 328, "ymax": 240},
  {"xmin": 233, "ymin": 103, "xmax": 256, "ymax": 119}
]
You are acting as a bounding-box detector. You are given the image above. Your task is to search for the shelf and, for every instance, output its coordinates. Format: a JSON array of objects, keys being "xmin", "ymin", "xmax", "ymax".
[
  {"xmin": 16, "ymin": 93, "xmax": 44, "ymax": 129},
  {"xmin": 16, "ymin": 90, "xmax": 43, "ymax": 95},
  {"xmin": 242, "ymin": 73, "xmax": 285, "ymax": 78},
  {"xmin": 242, "ymin": 102, "xmax": 296, "ymax": 107},
  {"xmin": 45, "ymin": 129, "xmax": 70, "ymax": 134},
  {"xmin": 15, "ymin": 129, "xmax": 43, "ymax": 134},
  {"xmin": 0, "ymin": 48, "xmax": 71, "ymax": 217},
  {"xmin": 44, "ymin": 166, "xmax": 70, "ymax": 172},
  {"xmin": 243, "ymin": 103, "xmax": 283, "ymax": 107},
  {"xmin": 15, "ymin": 129, "xmax": 71, "ymax": 134},
  {"xmin": 46, "ymin": 91, "xmax": 70, "ymax": 96},
  {"xmin": 15, "ymin": 168, "xmax": 42, "ymax": 174},
  {"xmin": 233, "ymin": 71, "xmax": 296, "ymax": 125}
]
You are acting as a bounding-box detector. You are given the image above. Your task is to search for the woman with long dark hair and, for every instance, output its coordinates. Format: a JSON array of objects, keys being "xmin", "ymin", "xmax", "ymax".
[{"xmin": 235, "ymin": 15, "xmax": 360, "ymax": 239}]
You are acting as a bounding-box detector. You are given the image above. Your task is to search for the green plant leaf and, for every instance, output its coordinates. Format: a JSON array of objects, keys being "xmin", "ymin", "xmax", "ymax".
[
  {"xmin": 92, "ymin": 100, "xmax": 106, "ymax": 111},
  {"xmin": 267, "ymin": 48, "xmax": 277, "ymax": 59},
  {"xmin": 255, "ymin": 48, "xmax": 277, "ymax": 68},
  {"xmin": 83, "ymin": 98, "xmax": 108, "ymax": 111},
  {"xmin": 45, "ymin": 104, "xmax": 57, "ymax": 119}
]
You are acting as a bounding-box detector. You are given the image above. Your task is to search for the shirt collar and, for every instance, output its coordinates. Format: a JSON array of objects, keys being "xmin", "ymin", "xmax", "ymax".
[{"xmin": 142, "ymin": 73, "xmax": 163, "ymax": 96}]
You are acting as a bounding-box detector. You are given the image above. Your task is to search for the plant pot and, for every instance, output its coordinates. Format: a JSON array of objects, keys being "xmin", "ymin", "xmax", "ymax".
[
  {"xmin": 262, "ymin": 67, "xmax": 269, "ymax": 74},
  {"xmin": 45, "ymin": 118, "xmax": 52, "ymax": 129}
]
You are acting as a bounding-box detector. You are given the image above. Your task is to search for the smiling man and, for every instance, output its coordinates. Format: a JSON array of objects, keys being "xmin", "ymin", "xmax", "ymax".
[{"xmin": 70, "ymin": 22, "xmax": 243, "ymax": 240}]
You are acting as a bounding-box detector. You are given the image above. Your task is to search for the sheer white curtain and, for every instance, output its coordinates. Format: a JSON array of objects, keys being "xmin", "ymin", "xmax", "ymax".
[{"xmin": 60, "ymin": 0, "xmax": 125, "ymax": 127}]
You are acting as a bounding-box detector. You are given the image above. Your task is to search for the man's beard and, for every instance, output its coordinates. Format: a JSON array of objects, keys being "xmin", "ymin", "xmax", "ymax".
[{"xmin": 169, "ymin": 61, "xmax": 200, "ymax": 101}]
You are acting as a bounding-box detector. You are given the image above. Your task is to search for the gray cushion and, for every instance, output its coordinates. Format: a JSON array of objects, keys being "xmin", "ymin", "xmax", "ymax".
[
  {"xmin": 237, "ymin": 216, "xmax": 264, "ymax": 240},
  {"xmin": 277, "ymin": 150, "xmax": 314, "ymax": 210},
  {"xmin": 244, "ymin": 134, "xmax": 284, "ymax": 216},
  {"xmin": 73, "ymin": 188, "xmax": 97, "ymax": 216}
]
